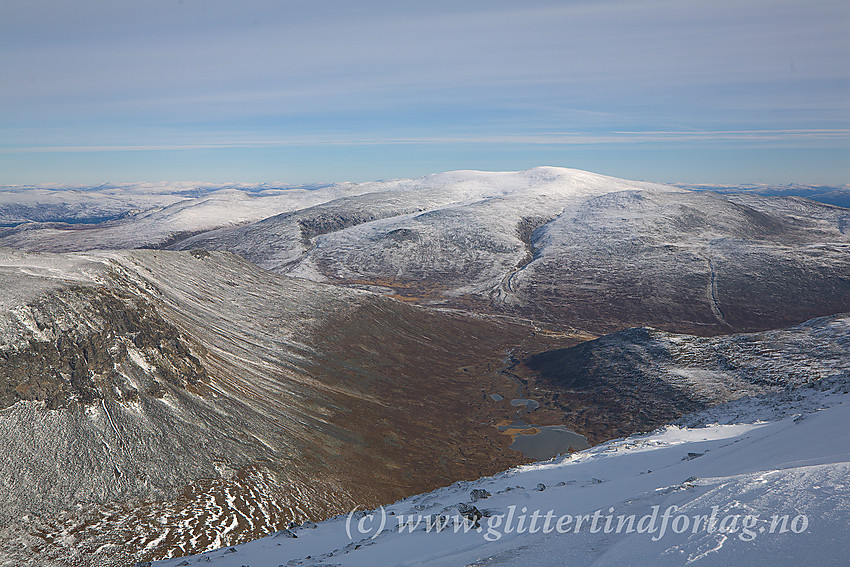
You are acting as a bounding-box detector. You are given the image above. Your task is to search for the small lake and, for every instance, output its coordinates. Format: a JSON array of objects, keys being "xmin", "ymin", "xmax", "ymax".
[
  {"xmin": 508, "ymin": 425, "xmax": 590, "ymax": 461},
  {"xmin": 510, "ymin": 398, "xmax": 540, "ymax": 411}
]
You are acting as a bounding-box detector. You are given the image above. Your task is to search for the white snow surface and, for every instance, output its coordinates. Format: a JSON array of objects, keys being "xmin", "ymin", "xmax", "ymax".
[
  {"xmin": 0, "ymin": 180, "xmax": 393, "ymax": 251},
  {"xmin": 173, "ymin": 167, "xmax": 679, "ymax": 288},
  {"xmin": 153, "ymin": 374, "xmax": 850, "ymax": 566}
]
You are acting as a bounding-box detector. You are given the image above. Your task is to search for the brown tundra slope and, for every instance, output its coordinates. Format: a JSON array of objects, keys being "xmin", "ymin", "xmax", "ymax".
[{"xmin": 0, "ymin": 248, "xmax": 590, "ymax": 566}]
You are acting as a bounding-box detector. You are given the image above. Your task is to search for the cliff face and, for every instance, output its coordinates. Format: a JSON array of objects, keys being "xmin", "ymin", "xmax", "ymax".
[
  {"xmin": 0, "ymin": 286, "xmax": 207, "ymax": 410},
  {"xmin": 0, "ymin": 254, "xmax": 231, "ymax": 564}
]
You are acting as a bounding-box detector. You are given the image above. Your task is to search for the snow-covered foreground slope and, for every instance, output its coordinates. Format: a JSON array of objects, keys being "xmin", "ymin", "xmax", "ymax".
[{"xmin": 153, "ymin": 373, "xmax": 850, "ymax": 567}]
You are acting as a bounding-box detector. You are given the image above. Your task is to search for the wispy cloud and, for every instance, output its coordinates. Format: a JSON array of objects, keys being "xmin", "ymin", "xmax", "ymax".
[
  {"xmin": 4, "ymin": 129, "xmax": 847, "ymax": 154},
  {"xmin": 1, "ymin": 0, "xmax": 848, "ymax": 183}
]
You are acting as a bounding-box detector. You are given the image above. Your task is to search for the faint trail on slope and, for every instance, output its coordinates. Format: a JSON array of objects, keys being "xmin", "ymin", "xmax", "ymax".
[{"xmin": 706, "ymin": 255, "xmax": 731, "ymax": 328}]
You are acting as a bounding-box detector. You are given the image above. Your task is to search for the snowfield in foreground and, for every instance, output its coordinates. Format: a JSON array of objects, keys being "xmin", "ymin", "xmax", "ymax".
[{"xmin": 153, "ymin": 372, "xmax": 850, "ymax": 566}]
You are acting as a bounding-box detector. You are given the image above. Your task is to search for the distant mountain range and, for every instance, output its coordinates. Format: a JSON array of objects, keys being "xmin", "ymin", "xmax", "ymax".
[
  {"xmin": 4, "ymin": 168, "xmax": 848, "ymax": 335},
  {"xmin": 3, "ymin": 177, "xmax": 845, "ymax": 228},
  {"xmin": 677, "ymin": 182, "xmax": 850, "ymax": 209}
]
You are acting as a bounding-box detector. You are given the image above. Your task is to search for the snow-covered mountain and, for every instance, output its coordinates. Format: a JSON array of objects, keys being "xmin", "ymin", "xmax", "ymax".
[
  {"xmin": 170, "ymin": 168, "xmax": 850, "ymax": 335},
  {"xmin": 678, "ymin": 182, "xmax": 850, "ymax": 209},
  {"xmin": 5, "ymin": 168, "xmax": 848, "ymax": 335},
  {"xmin": 0, "ymin": 182, "xmax": 294, "ymax": 227},
  {"xmin": 173, "ymin": 167, "xmax": 673, "ymax": 274},
  {"xmin": 150, "ymin": 347, "xmax": 850, "ymax": 566}
]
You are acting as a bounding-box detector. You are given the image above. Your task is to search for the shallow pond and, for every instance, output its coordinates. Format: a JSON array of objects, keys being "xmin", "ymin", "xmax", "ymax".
[{"xmin": 508, "ymin": 425, "xmax": 590, "ymax": 460}]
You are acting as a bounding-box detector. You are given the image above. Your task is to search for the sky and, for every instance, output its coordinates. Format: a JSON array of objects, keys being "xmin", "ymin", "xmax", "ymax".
[{"xmin": 1, "ymin": 0, "xmax": 848, "ymax": 185}]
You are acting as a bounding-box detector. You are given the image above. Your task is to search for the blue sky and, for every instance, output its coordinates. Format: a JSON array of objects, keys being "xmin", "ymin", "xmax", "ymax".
[{"xmin": 2, "ymin": 0, "xmax": 848, "ymax": 185}]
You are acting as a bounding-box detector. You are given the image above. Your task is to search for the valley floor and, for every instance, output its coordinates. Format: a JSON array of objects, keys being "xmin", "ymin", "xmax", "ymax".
[{"xmin": 152, "ymin": 367, "xmax": 850, "ymax": 566}]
